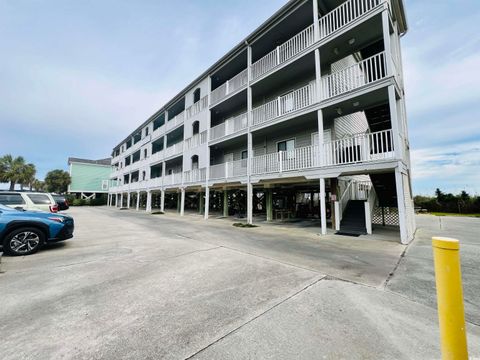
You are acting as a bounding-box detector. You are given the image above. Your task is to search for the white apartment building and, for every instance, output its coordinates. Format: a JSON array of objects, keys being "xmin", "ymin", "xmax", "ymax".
[{"xmin": 108, "ymin": 0, "xmax": 415, "ymax": 244}]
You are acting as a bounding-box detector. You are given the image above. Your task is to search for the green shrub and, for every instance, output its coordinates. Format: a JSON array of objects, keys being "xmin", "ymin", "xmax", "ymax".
[{"xmin": 72, "ymin": 198, "xmax": 86, "ymax": 206}]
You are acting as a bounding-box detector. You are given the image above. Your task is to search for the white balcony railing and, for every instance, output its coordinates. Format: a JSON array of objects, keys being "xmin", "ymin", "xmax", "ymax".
[
  {"xmin": 323, "ymin": 129, "xmax": 394, "ymax": 166},
  {"xmin": 321, "ymin": 52, "xmax": 386, "ymax": 100},
  {"xmin": 186, "ymin": 95, "xmax": 209, "ymax": 119},
  {"xmin": 150, "ymin": 149, "xmax": 164, "ymax": 163},
  {"xmin": 319, "ymin": 0, "xmax": 383, "ymax": 40},
  {"xmin": 210, "ymin": 69, "xmax": 248, "ymax": 105},
  {"xmin": 252, "ymin": 24, "xmax": 315, "ymax": 80},
  {"xmin": 210, "ymin": 112, "xmax": 248, "ymax": 142},
  {"xmin": 252, "ymin": 145, "xmax": 320, "ymax": 175},
  {"xmin": 183, "ymin": 167, "xmax": 207, "ymax": 183},
  {"xmin": 209, "ymin": 159, "xmax": 248, "ymax": 180},
  {"xmin": 151, "ymin": 125, "xmax": 165, "ymax": 141},
  {"xmin": 166, "ymin": 111, "xmax": 185, "ymax": 131},
  {"xmin": 185, "ymin": 131, "xmax": 207, "ymax": 150},
  {"xmin": 164, "ymin": 141, "xmax": 184, "ymax": 158},
  {"xmin": 251, "ymin": 83, "xmax": 316, "ymax": 127}
]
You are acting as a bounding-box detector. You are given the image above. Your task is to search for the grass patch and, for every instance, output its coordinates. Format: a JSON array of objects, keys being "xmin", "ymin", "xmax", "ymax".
[
  {"xmin": 428, "ymin": 212, "xmax": 480, "ymax": 218},
  {"xmin": 233, "ymin": 222, "xmax": 258, "ymax": 228},
  {"xmin": 151, "ymin": 211, "xmax": 165, "ymax": 215}
]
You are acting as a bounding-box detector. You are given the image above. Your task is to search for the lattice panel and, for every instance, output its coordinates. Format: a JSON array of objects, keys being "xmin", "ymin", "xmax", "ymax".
[{"xmin": 372, "ymin": 207, "xmax": 399, "ymax": 226}]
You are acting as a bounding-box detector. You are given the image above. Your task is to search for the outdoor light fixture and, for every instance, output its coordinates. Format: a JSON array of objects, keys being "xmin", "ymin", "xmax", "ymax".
[
  {"xmin": 336, "ymin": 107, "xmax": 343, "ymax": 115},
  {"xmin": 348, "ymin": 38, "xmax": 356, "ymax": 45},
  {"xmin": 353, "ymin": 101, "xmax": 360, "ymax": 107},
  {"xmin": 333, "ymin": 47, "xmax": 339, "ymax": 55}
]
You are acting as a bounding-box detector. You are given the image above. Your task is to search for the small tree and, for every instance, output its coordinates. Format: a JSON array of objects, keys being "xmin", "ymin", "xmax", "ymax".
[
  {"xmin": 0, "ymin": 154, "xmax": 28, "ymax": 190},
  {"xmin": 44, "ymin": 170, "xmax": 71, "ymax": 194},
  {"xmin": 32, "ymin": 179, "xmax": 45, "ymax": 192}
]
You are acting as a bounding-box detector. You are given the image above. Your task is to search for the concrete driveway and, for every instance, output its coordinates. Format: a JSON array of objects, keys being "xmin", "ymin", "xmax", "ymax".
[{"xmin": 1, "ymin": 207, "xmax": 479, "ymax": 359}]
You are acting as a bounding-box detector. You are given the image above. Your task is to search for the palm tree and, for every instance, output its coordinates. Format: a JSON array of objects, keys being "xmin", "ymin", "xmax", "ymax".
[
  {"xmin": 20, "ymin": 163, "xmax": 36, "ymax": 190},
  {"xmin": 32, "ymin": 179, "xmax": 45, "ymax": 192},
  {"xmin": 0, "ymin": 155, "xmax": 27, "ymax": 190}
]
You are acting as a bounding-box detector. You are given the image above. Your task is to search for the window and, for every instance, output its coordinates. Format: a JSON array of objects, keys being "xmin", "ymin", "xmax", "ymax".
[
  {"xmin": 241, "ymin": 150, "xmax": 248, "ymax": 159},
  {"xmin": 0, "ymin": 193, "xmax": 25, "ymax": 205},
  {"xmin": 27, "ymin": 194, "xmax": 51, "ymax": 205},
  {"xmin": 192, "ymin": 121, "xmax": 200, "ymax": 135},
  {"xmin": 191, "ymin": 155, "xmax": 199, "ymax": 170},
  {"xmin": 193, "ymin": 88, "xmax": 201, "ymax": 103},
  {"xmin": 277, "ymin": 139, "xmax": 295, "ymax": 152},
  {"xmin": 144, "ymin": 149, "xmax": 148, "ymax": 159},
  {"xmin": 142, "ymin": 171, "xmax": 146, "ymax": 181},
  {"xmin": 145, "ymin": 127, "xmax": 149, "ymax": 136}
]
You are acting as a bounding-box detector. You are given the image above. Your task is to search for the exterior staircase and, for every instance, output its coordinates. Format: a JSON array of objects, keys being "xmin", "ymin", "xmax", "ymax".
[{"xmin": 338, "ymin": 200, "xmax": 367, "ymax": 236}]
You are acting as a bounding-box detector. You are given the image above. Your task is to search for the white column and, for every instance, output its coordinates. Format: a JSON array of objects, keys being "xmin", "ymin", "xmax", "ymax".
[
  {"xmin": 312, "ymin": 0, "xmax": 320, "ymax": 41},
  {"xmin": 119, "ymin": 193, "xmax": 124, "ymax": 208},
  {"xmin": 136, "ymin": 191, "xmax": 140, "ymax": 211},
  {"xmin": 395, "ymin": 167, "xmax": 408, "ymax": 244},
  {"xmin": 160, "ymin": 189, "xmax": 165, "ymax": 212},
  {"xmin": 146, "ymin": 191, "xmax": 152, "ymax": 212},
  {"xmin": 320, "ymin": 178, "xmax": 327, "ymax": 235},
  {"xmin": 180, "ymin": 188, "xmax": 185, "ymax": 216},
  {"xmin": 382, "ymin": 10, "xmax": 393, "ymax": 77},
  {"xmin": 204, "ymin": 186, "xmax": 210, "ymax": 220},
  {"xmin": 388, "ymin": 85, "xmax": 403, "ymax": 160},
  {"xmin": 246, "ymin": 45, "xmax": 254, "ymax": 225},
  {"xmin": 126, "ymin": 192, "xmax": 131, "ymax": 208}
]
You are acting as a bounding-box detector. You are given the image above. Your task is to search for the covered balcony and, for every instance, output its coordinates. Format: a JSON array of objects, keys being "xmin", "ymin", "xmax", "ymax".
[{"xmin": 210, "ymin": 49, "xmax": 247, "ymax": 106}]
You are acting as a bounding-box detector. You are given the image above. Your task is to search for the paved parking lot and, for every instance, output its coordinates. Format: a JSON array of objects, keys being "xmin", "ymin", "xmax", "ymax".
[{"xmin": 1, "ymin": 207, "xmax": 479, "ymax": 359}]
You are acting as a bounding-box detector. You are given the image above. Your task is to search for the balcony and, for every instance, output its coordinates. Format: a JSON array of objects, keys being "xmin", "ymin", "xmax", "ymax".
[
  {"xmin": 251, "ymin": 0, "xmax": 385, "ymax": 82},
  {"xmin": 209, "ymin": 159, "xmax": 248, "ymax": 181},
  {"xmin": 252, "ymin": 129, "xmax": 394, "ymax": 176},
  {"xmin": 321, "ymin": 52, "xmax": 387, "ymax": 100},
  {"xmin": 252, "ymin": 24, "xmax": 315, "ymax": 81},
  {"xmin": 150, "ymin": 149, "xmax": 164, "ymax": 164},
  {"xmin": 251, "ymin": 83, "xmax": 316, "ymax": 128},
  {"xmin": 163, "ymin": 173, "xmax": 183, "ymax": 187},
  {"xmin": 151, "ymin": 124, "xmax": 165, "ymax": 141},
  {"xmin": 185, "ymin": 131, "xmax": 207, "ymax": 150},
  {"xmin": 183, "ymin": 168, "xmax": 207, "ymax": 184},
  {"xmin": 210, "ymin": 112, "xmax": 248, "ymax": 142},
  {"xmin": 166, "ymin": 111, "xmax": 185, "ymax": 132},
  {"xmin": 164, "ymin": 142, "xmax": 184, "ymax": 159},
  {"xmin": 210, "ymin": 69, "xmax": 248, "ymax": 106},
  {"xmin": 186, "ymin": 95, "xmax": 209, "ymax": 119}
]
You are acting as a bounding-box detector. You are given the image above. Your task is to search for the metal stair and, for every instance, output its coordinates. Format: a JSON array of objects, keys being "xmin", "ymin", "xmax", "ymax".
[{"xmin": 338, "ymin": 200, "xmax": 367, "ymax": 236}]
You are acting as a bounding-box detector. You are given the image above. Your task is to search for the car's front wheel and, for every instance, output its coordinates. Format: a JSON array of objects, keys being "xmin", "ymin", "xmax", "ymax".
[{"xmin": 3, "ymin": 228, "xmax": 45, "ymax": 256}]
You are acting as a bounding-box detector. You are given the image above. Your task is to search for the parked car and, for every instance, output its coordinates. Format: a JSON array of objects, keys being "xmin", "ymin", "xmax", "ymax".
[
  {"xmin": 0, "ymin": 204, "xmax": 74, "ymax": 256},
  {"xmin": 0, "ymin": 191, "xmax": 59, "ymax": 212},
  {"xmin": 52, "ymin": 194, "xmax": 69, "ymax": 211}
]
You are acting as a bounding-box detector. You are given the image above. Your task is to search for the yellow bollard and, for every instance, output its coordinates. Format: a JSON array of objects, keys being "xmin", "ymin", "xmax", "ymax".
[{"xmin": 432, "ymin": 237, "xmax": 468, "ymax": 360}]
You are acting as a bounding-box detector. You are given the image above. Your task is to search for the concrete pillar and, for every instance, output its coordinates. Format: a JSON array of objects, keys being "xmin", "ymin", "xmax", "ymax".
[
  {"xmin": 320, "ymin": 178, "xmax": 327, "ymax": 235},
  {"xmin": 176, "ymin": 191, "xmax": 181, "ymax": 213},
  {"xmin": 395, "ymin": 167, "xmax": 408, "ymax": 244},
  {"xmin": 119, "ymin": 193, "xmax": 123, "ymax": 208},
  {"xmin": 247, "ymin": 183, "xmax": 253, "ymax": 224},
  {"xmin": 204, "ymin": 187, "xmax": 210, "ymax": 220},
  {"xmin": 146, "ymin": 191, "xmax": 152, "ymax": 212},
  {"xmin": 126, "ymin": 192, "xmax": 131, "ymax": 208},
  {"xmin": 180, "ymin": 188, "xmax": 185, "ymax": 216},
  {"xmin": 198, "ymin": 191, "xmax": 204, "ymax": 215},
  {"xmin": 136, "ymin": 191, "xmax": 140, "ymax": 211},
  {"xmin": 388, "ymin": 85, "xmax": 403, "ymax": 160},
  {"xmin": 160, "ymin": 189, "xmax": 165, "ymax": 212},
  {"xmin": 266, "ymin": 188, "xmax": 273, "ymax": 221},
  {"xmin": 223, "ymin": 190, "xmax": 228, "ymax": 217}
]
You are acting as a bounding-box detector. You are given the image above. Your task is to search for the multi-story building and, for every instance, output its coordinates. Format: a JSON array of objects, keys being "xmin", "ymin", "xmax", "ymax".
[
  {"xmin": 108, "ymin": 0, "xmax": 415, "ymax": 244},
  {"xmin": 68, "ymin": 157, "xmax": 111, "ymax": 199}
]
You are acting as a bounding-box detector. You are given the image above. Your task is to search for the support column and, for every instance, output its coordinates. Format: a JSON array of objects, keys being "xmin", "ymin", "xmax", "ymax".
[
  {"xmin": 180, "ymin": 188, "xmax": 185, "ymax": 216},
  {"xmin": 136, "ymin": 191, "xmax": 140, "ymax": 211},
  {"xmin": 395, "ymin": 167, "xmax": 408, "ymax": 244},
  {"xmin": 266, "ymin": 188, "xmax": 273, "ymax": 221},
  {"xmin": 119, "ymin": 193, "xmax": 123, "ymax": 208},
  {"xmin": 247, "ymin": 183, "xmax": 253, "ymax": 224},
  {"xmin": 198, "ymin": 191, "xmax": 204, "ymax": 215},
  {"xmin": 126, "ymin": 192, "xmax": 131, "ymax": 208},
  {"xmin": 204, "ymin": 187, "xmax": 210, "ymax": 220},
  {"xmin": 388, "ymin": 85, "xmax": 403, "ymax": 160},
  {"xmin": 223, "ymin": 189, "xmax": 228, "ymax": 217},
  {"xmin": 146, "ymin": 190, "xmax": 152, "ymax": 212},
  {"xmin": 312, "ymin": 0, "xmax": 320, "ymax": 41},
  {"xmin": 107, "ymin": 194, "xmax": 111, "ymax": 207},
  {"xmin": 330, "ymin": 178, "xmax": 338, "ymax": 230},
  {"xmin": 160, "ymin": 189, "xmax": 165, "ymax": 212},
  {"xmin": 319, "ymin": 178, "xmax": 327, "ymax": 235}
]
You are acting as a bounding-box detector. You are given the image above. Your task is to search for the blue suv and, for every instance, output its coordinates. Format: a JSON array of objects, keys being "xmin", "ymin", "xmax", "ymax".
[{"xmin": 0, "ymin": 204, "xmax": 74, "ymax": 256}]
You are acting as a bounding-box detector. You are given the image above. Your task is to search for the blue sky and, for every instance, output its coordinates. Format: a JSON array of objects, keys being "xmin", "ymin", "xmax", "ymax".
[{"xmin": 0, "ymin": 0, "xmax": 479, "ymax": 196}]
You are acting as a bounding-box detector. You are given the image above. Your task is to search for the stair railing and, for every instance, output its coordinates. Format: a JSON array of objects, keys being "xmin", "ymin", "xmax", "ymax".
[{"xmin": 335, "ymin": 180, "xmax": 353, "ymax": 230}]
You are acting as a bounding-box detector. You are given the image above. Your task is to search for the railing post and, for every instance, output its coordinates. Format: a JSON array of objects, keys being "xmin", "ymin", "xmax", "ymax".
[
  {"xmin": 225, "ymin": 162, "xmax": 229, "ymax": 179},
  {"xmin": 279, "ymin": 151, "xmax": 283, "ymax": 173},
  {"xmin": 277, "ymin": 97, "xmax": 281, "ymax": 117},
  {"xmin": 225, "ymin": 80, "xmax": 229, "ymax": 95},
  {"xmin": 276, "ymin": 46, "xmax": 280, "ymax": 65}
]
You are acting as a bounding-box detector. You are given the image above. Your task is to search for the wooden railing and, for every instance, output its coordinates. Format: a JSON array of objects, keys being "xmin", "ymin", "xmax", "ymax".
[
  {"xmin": 210, "ymin": 112, "xmax": 248, "ymax": 141},
  {"xmin": 323, "ymin": 129, "xmax": 394, "ymax": 166},
  {"xmin": 186, "ymin": 95, "xmax": 209, "ymax": 119},
  {"xmin": 319, "ymin": 0, "xmax": 383, "ymax": 40},
  {"xmin": 210, "ymin": 69, "xmax": 248, "ymax": 105},
  {"xmin": 321, "ymin": 52, "xmax": 386, "ymax": 99},
  {"xmin": 209, "ymin": 159, "xmax": 248, "ymax": 180},
  {"xmin": 185, "ymin": 131, "xmax": 207, "ymax": 149},
  {"xmin": 251, "ymin": 83, "xmax": 316, "ymax": 126},
  {"xmin": 251, "ymin": 24, "xmax": 315, "ymax": 80}
]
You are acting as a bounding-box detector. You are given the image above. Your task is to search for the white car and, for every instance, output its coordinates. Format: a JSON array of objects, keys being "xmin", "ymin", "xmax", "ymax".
[{"xmin": 0, "ymin": 191, "xmax": 59, "ymax": 213}]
